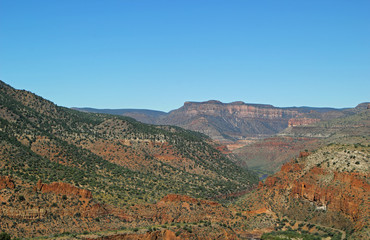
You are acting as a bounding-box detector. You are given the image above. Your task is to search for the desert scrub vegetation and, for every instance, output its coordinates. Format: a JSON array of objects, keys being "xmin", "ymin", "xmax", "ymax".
[{"xmin": 0, "ymin": 81, "xmax": 258, "ymax": 207}]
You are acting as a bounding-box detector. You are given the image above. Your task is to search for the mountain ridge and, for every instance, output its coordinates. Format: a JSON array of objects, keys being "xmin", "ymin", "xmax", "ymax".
[{"xmin": 74, "ymin": 100, "xmax": 368, "ymax": 142}]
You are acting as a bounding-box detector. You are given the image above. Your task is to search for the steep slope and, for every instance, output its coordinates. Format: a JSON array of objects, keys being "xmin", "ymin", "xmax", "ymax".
[
  {"xmin": 0, "ymin": 80, "xmax": 257, "ymax": 208},
  {"xmin": 235, "ymin": 143, "xmax": 370, "ymax": 239}
]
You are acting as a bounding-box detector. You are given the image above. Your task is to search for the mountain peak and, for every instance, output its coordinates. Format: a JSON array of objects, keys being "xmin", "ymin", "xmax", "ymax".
[
  {"xmin": 184, "ymin": 100, "xmax": 223, "ymax": 106},
  {"xmin": 355, "ymin": 102, "xmax": 370, "ymax": 110}
]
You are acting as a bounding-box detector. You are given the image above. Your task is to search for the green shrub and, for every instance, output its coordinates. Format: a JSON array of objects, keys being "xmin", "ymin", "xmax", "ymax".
[{"xmin": 0, "ymin": 232, "xmax": 11, "ymax": 240}]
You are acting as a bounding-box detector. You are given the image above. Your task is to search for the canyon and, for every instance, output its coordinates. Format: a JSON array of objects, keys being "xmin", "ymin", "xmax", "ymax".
[{"xmin": 0, "ymin": 80, "xmax": 369, "ymax": 239}]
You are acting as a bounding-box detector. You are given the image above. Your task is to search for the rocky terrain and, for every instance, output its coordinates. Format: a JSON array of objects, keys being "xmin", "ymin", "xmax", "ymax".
[
  {"xmin": 0, "ymin": 174, "xmax": 270, "ymax": 239},
  {"xmin": 236, "ymin": 143, "xmax": 370, "ymax": 239}
]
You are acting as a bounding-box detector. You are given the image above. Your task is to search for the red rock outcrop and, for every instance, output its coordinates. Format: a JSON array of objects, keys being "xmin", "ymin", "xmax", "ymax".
[
  {"xmin": 280, "ymin": 162, "xmax": 304, "ymax": 172},
  {"xmin": 288, "ymin": 118, "xmax": 320, "ymax": 127},
  {"xmin": 0, "ymin": 176, "xmax": 15, "ymax": 190},
  {"xmin": 257, "ymin": 148, "xmax": 370, "ymax": 231},
  {"xmin": 35, "ymin": 180, "xmax": 92, "ymax": 198},
  {"xmin": 289, "ymin": 170, "xmax": 369, "ymax": 229},
  {"xmin": 263, "ymin": 176, "xmax": 279, "ymax": 188},
  {"xmin": 298, "ymin": 151, "xmax": 310, "ymax": 158}
]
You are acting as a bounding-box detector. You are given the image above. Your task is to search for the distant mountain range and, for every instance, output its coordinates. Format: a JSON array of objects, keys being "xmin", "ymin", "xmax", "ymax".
[
  {"xmin": 73, "ymin": 101, "xmax": 368, "ymax": 142},
  {"xmin": 74, "ymin": 107, "xmax": 168, "ymax": 124}
]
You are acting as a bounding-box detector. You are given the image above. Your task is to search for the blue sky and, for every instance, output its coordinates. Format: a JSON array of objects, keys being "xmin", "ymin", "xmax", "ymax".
[{"xmin": 1, "ymin": 0, "xmax": 369, "ymax": 112}]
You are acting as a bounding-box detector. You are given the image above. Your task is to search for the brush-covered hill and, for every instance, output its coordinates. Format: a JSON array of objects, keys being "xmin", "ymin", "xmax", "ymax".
[{"xmin": 0, "ymin": 80, "xmax": 257, "ymax": 207}]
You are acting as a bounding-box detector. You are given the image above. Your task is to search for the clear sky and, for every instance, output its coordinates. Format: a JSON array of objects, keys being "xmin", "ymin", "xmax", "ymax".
[{"xmin": 1, "ymin": 0, "xmax": 369, "ymax": 112}]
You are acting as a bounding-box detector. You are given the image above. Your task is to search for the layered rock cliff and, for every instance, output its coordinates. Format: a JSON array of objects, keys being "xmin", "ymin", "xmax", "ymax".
[{"xmin": 157, "ymin": 101, "xmax": 304, "ymax": 141}]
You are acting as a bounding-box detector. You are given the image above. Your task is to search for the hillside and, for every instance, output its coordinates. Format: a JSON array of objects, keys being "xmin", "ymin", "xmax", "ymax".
[
  {"xmin": 0, "ymin": 80, "xmax": 261, "ymax": 237},
  {"xmin": 73, "ymin": 107, "xmax": 167, "ymax": 124}
]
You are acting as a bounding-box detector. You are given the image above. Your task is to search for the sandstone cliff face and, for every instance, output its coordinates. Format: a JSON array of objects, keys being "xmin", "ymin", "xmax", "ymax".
[
  {"xmin": 158, "ymin": 101, "xmax": 304, "ymax": 141},
  {"xmin": 177, "ymin": 101, "xmax": 300, "ymax": 120}
]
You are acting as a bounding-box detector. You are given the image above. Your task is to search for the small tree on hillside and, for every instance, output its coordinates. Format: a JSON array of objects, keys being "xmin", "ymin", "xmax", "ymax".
[{"xmin": 0, "ymin": 232, "xmax": 11, "ymax": 240}]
